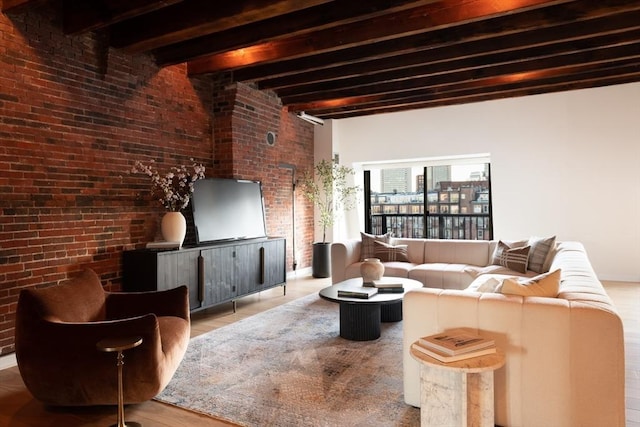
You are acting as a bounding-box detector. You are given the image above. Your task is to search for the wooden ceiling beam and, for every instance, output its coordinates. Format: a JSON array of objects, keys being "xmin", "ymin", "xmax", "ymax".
[
  {"xmin": 7, "ymin": 0, "xmax": 640, "ymax": 118},
  {"xmin": 109, "ymin": 0, "xmax": 335, "ymax": 53},
  {"xmin": 1, "ymin": 0, "xmax": 42, "ymax": 13},
  {"xmin": 295, "ymin": 63, "xmax": 640, "ymax": 118},
  {"xmin": 279, "ymin": 42, "xmax": 640, "ymax": 105},
  {"xmin": 274, "ymin": 27, "xmax": 640, "ymax": 99},
  {"xmin": 153, "ymin": 0, "xmax": 438, "ymax": 66},
  {"xmin": 187, "ymin": 0, "xmax": 572, "ymax": 75},
  {"xmin": 259, "ymin": 11, "xmax": 640, "ymax": 91},
  {"xmin": 61, "ymin": 0, "xmax": 184, "ymax": 35},
  {"xmin": 313, "ymin": 70, "xmax": 640, "ymax": 118},
  {"xmin": 229, "ymin": 0, "xmax": 640, "ymax": 83},
  {"xmin": 365, "ymin": 62, "xmax": 640, "ymax": 112}
]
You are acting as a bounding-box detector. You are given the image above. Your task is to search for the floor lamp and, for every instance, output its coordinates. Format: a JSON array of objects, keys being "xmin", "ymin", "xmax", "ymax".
[{"xmin": 279, "ymin": 163, "xmax": 297, "ymax": 271}]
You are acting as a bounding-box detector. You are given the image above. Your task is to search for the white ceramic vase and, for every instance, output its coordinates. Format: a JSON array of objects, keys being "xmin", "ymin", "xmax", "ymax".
[
  {"xmin": 361, "ymin": 257, "xmax": 385, "ymax": 283},
  {"xmin": 161, "ymin": 211, "xmax": 186, "ymax": 247}
]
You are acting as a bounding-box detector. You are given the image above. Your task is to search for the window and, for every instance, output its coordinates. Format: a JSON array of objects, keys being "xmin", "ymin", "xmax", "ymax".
[
  {"xmin": 383, "ymin": 204, "xmax": 397, "ymax": 214},
  {"xmin": 362, "ymin": 155, "xmax": 493, "ymax": 240}
]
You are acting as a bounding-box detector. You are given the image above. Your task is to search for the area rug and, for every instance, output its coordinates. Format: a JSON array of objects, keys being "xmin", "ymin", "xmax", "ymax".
[{"xmin": 155, "ymin": 292, "xmax": 420, "ymax": 426}]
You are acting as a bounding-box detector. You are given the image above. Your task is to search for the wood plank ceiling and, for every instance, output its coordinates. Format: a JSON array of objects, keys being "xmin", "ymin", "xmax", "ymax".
[{"xmin": 4, "ymin": 0, "xmax": 640, "ymax": 119}]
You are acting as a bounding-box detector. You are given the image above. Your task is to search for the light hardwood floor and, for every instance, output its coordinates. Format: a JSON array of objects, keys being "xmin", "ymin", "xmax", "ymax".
[
  {"xmin": 607, "ymin": 280, "xmax": 640, "ymax": 426},
  {"xmin": 0, "ymin": 272, "xmax": 328, "ymax": 427},
  {"xmin": 0, "ymin": 275, "xmax": 637, "ymax": 426}
]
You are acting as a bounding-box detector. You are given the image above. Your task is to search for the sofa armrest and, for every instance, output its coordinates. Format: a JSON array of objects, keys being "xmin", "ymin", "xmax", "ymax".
[
  {"xmin": 331, "ymin": 239, "xmax": 361, "ymax": 283},
  {"xmin": 15, "ymin": 313, "xmax": 166, "ymax": 405},
  {"xmin": 105, "ymin": 285, "xmax": 190, "ymax": 321}
]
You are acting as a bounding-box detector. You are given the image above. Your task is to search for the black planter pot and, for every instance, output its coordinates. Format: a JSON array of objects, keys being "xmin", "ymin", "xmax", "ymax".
[{"xmin": 312, "ymin": 242, "xmax": 332, "ymax": 278}]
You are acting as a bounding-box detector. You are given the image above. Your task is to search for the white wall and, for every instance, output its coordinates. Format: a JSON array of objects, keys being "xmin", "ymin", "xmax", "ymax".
[{"xmin": 324, "ymin": 82, "xmax": 640, "ymax": 282}]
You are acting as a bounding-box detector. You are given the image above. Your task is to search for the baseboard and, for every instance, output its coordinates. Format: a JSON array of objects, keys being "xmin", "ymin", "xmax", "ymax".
[
  {"xmin": 0, "ymin": 352, "xmax": 17, "ymax": 370},
  {"xmin": 600, "ymin": 275, "xmax": 640, "ymax": 283},
  {"xmin": 287, "ymin": 266, "xmax": 313, "ymax": 279}
]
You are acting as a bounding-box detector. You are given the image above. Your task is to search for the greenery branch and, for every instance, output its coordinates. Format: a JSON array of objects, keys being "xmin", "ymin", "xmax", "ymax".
[{"xmin": 300, "ymin": 159, "xmax": 359, "ymax": 243}]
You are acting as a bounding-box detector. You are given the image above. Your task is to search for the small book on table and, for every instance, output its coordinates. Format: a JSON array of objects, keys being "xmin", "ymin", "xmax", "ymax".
[
  {"xmin": 337, "ymin": 286, "xmax": 378, "ymax": 299},
  {"xmin": 369, "ymin": 278, "xmax": 404, "ymax": 293},
  {"xmin": 411, "ymin": 342, "xmax": 496, "ymax": 363},
  {"xmin": 418, "ymin": 328, "xmax": 495, "ymax": 356}
]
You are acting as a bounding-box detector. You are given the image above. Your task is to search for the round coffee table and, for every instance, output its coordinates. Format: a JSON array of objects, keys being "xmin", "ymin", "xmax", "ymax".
[{"xmin": 319, "ymin": 277, "xmax": 422, "ymax": 341}]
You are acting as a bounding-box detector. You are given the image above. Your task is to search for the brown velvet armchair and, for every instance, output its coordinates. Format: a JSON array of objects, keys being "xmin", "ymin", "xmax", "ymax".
[{"xmin": 14, "ymin": 268, "xmax": 190, "ymax": 406}]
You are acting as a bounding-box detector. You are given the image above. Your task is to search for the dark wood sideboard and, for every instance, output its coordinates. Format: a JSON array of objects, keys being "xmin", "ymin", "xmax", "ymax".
[{"xmin": 122, "ymin": 237, "xmax": 286, "ymax": 312}]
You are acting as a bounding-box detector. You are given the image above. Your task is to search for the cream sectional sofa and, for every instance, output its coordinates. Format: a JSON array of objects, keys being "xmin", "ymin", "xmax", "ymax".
[
  {"xmin": 330, "ymin": 237, "xmax": 625, "ymax": 427},
  {"xmin": 331, "ymin": 237, "xmax": 538, "ymax": 289}
]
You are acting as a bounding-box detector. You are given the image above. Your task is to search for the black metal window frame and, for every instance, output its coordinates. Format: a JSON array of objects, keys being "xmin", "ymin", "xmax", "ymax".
[{"xmin": 364, "ymin": 164, "xmax": 493, "ymax": 240}]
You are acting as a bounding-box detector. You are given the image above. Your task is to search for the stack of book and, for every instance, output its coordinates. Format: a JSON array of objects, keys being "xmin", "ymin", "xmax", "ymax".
[
  {"xmin": 412, "ymin": 328, "xmax": 496, "ymax": 363},
  {"xmin": 370, "ymin": 279, "xmax": 404, "ymax": 293},
  {"xmin": 337, "ymin": 286, "xmax": 378, "ymax": 299}
]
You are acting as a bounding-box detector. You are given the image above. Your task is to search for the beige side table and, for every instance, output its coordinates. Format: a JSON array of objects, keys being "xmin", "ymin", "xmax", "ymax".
[
  {"xmin": 410, "ymin": 343, "xmax": 505, "ymax": 427},
  {"xmin": 97, "ymin": 336, "xmax": 144, "ymax": 427}
]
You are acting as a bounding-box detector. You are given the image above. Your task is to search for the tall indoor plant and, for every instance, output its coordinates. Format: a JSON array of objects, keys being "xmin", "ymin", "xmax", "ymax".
[{"xmin": 300, "ymin": 159, "xmax": 359, "ymax": 277}]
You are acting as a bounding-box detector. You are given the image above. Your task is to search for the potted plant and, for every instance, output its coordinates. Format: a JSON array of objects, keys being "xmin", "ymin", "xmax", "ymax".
[
  {"xmin": 131, "ymin": 159, "xmax": 206, "ymax": 247},
  {"xmin": 300, "ymin": 159, "xmax": 359, "ymax": 277}
]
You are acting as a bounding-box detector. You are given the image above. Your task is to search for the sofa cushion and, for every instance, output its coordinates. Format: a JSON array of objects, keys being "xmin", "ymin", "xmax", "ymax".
[
  {"xmin": 466, "ymin": 276, "xmax": 503, "ymax": 293},
  {"xmin": 380, "ymin": 262, "xmax": 415, "ymax": 278},
  {"xmin": 465, "ymin": 272, "xmax": 530, "ymax": 293},
  {"xmin": 465, "ymin": 264, "xmax": 539, "ymax": 279},
  {"xmin": 408, "ymin": 263, "xmax": 476, "ymax": 290},
  {"xmin": 158, "ymin": 315, "xmax": 191, "ymax": 371},
  {"xmin": 501, "ymin": 269, "xmax": 561, "ymax": 297},
  {"xmin": 527, "ymin": 235, "xmax": 557, "ymax": 273},
  {"xmin": 492, "ymin": 241, "xmax": 530, "ymax": 274},
  {"xmin": 28, "ymin": 269, "xmax": 106, "ymax": 322},
  {"xmin": 424, "ymin": 239, "xmax": 493, "ymax": 266},
  {"xmin": 360, "ymin": 232, "xmax": 391, "ymax": 261},
  {"xmin": 389, "ymin": 238, "xmax": 427, "ymax": 264},
  {"xmin": 374, "ymin": 241, "xmax": 410, "ymax": 262}
]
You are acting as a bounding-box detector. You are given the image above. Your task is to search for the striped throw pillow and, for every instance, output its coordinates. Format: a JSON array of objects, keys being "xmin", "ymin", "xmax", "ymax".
[
  {"xmin": 360, "ymin": 232, "xmax": 391, "ymax": 261},
  {"xmin": 527, "ymin": 236, "xmax": 556, "ymax": 273},
  {"xmin": 373, "ymin": 241, "xmax": 410, "ymax": 262},
  {"xmin": 492, "ymin": 240, "xmax": 530, "ymax": 274}
]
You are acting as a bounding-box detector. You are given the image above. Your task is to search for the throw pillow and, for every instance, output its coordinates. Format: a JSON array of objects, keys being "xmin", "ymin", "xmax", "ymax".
[
  {"xmin": 491, "ymin": 241, "xmax": 530, "ymax": 274},
  {"xmin": 501, "ymin": 269, "xmax": 561, "ymax": 297},
  {"xmin": 527, "ymin": 236, "xmax": 557, "ymax": 273},
  {"xmin": 467, "ymin": 276, "xmax": 504, "ymax": 293},
  {"xmin": 360, "ymin": 232, "xmax": 391, "ymax": 261},
  {"xmin": 463, "ymin": 265, "xmax": 483, "ymax": 278},
  {"xmin": 373, "ymin": 240, "xmax": 410, "ymax": 262},
  {"xmin": 473, "ymin": 265, "xmax": 526, "ymax": 276}
]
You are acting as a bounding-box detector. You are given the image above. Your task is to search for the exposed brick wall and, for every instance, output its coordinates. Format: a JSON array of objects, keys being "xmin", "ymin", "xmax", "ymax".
[
  {"xmin": 0, "ymin": 7, "xmax": 315, "ymax": 355},
  {"xmin": 211, "ymin": 74, "xmax": 315, "ymax": 273}
]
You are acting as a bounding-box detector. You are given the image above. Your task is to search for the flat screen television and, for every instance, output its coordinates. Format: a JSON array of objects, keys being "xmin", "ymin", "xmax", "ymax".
[{"xmin": 191, "ymin": 178, "xmax": 267, "ymax": 244}]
